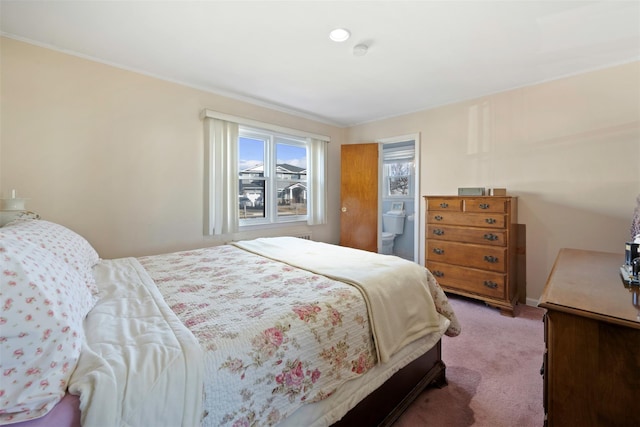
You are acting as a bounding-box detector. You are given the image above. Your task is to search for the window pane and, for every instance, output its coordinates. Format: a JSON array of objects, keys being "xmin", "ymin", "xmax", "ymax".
[
  {"xmin": 276, "ymin": 143, "xmax": 307, "ymax": 181},
  {"xmin": 276, "ymin": 142, "xmax": 307, "ymax": 219},
  {"xmin": 239, "ymin": 136, "xmax": 266, "ymax": 219},
  {"xmin": 384, "ymin": 161, "xmax": 414, "ymax": 196},
  {"xmin": 239, "ymin": 136, "xmax": 265, "ymax": 172},
  {"xmin": 277, "ymin": 179, "xmax": 307, "ymax": 217},
  {"xmin": 239, "ymin": 178, "xmax": 265, "ymax": 219}
]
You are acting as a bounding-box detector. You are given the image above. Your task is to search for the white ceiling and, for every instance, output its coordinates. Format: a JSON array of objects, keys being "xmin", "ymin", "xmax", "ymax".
[{"xmin": 2, "ymin": 1, "xmax": 639, "ymax": 127}]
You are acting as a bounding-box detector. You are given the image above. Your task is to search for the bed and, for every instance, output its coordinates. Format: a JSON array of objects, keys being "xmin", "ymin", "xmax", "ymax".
[{"xmin": 0, "ymin": 219, "xmax": 460, "ymax": 426}]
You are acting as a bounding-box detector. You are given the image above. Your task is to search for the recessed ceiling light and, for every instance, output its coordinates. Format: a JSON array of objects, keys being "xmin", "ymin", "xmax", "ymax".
[{"xmin": 329, "ymin": 28, "xmax": 350, "ymax": 42}]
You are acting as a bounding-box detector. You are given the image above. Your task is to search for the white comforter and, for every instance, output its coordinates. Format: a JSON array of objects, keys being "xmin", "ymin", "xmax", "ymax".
[{"xmin": 68, "ymin": 258, "xmax": 204, "ymax": 427}]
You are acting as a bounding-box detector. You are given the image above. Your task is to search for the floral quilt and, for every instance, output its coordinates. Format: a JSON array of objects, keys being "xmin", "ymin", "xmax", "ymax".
[{"xmin": 138, "ymin": 243, "xmax": 459, "ymax": 427}]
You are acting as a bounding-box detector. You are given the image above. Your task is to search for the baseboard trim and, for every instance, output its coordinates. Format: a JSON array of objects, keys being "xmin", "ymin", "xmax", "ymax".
[{"xmin": 525, "ymin": 297, "xmax": 540, "ymax": 307}]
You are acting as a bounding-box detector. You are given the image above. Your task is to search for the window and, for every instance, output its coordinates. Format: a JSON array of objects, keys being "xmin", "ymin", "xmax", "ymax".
[
  {"xmin": 383, "ymin": 145, "xmax": 415, "ymax": 197},
  {"xmin": 238, "ymin": 127, "xmax": 308, "ymax": 225},
  {"xmin": 203, "ymin": 110, "xmax": 328, "ymax": 236}
]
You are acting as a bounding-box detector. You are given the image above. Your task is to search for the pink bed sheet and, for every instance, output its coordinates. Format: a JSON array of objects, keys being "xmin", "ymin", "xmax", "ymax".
[{"xmin": 10, "ymin": 394, "xmax": 80, "ymax": 427}]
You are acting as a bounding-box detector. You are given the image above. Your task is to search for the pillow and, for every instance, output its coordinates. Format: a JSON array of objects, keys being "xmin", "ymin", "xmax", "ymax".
[
  {"xmin": 0, "ymin": 236, "xmax": 89, "ymax": 423},
  {"xmin": 1, "ymin": 220, "xmax": 99, "ymax": 295}
]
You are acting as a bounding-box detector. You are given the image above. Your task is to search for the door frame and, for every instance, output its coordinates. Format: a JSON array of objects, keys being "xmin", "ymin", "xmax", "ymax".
[{"xmin": 376, "ymin": 133, "xmax": 421, "ymax": 264}]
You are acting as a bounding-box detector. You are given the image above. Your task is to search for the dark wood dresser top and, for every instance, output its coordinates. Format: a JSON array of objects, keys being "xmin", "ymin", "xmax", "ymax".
[{"xmin": 539, "ymin": 248, "xmax": 639, "ymax": 329}]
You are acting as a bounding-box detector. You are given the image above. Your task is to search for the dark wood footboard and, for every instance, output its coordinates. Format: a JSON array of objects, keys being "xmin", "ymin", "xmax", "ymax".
[
  {"xmin": 332, "ymin": 339, "xmax": 446, "ymax": 427},
  {"xmin": 14, "ymin": 340, "xmax": 445, "ymax": 427}
]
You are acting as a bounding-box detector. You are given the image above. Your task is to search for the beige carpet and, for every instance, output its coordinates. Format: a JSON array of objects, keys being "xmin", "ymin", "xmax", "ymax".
[{"xmin": 394, "ymin": 296, "xmax": 545, "ymax": 427}]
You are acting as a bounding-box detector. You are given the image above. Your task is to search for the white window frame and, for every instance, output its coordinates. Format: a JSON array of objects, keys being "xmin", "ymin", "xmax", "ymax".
[
  {"xmin": 202, "ymin": 109, "xmax": 329, "ymax": 236},
  {"xmin": 238, "ymin": 126, "xmax": 309, "ymax": 227}
]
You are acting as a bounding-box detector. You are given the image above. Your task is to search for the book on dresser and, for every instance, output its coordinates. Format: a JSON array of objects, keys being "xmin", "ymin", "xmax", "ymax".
[{"xmin": 424, "ymin": 195, "xmax": 525, "ymax": 316}]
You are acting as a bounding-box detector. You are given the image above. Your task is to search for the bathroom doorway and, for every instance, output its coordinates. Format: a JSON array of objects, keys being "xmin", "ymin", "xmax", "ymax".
[{"xmin": 377, "ymin": 134, "xmax": 420, "ymax": 263}]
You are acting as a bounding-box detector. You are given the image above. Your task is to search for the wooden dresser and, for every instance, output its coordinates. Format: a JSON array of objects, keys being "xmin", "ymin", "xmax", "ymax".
[
  {"xmin": 424, "ymin": 195, "xmax": 521, "ymax": 316},
  {"xmin": 539, "ymin": 248, "xmax": 640, "ymax": 427}
]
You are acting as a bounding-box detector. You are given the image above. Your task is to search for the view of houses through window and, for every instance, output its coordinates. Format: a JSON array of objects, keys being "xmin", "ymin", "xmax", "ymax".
[{"xmin": 238, "ymin": 127, "xmax": 307, "ymax": 224}]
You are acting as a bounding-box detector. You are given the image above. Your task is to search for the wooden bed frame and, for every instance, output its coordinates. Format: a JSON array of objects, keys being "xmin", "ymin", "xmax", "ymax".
[
  {"xmin": 13, "ymin": 340, "xmax": 445, "ymax": 427},
  {"xmin": 13, "ymin": 341, "xmax": 445, "ymax": 427},
  {"xmin": 332, "ymin": 340, "xmax": 446, "ymax": 426}
]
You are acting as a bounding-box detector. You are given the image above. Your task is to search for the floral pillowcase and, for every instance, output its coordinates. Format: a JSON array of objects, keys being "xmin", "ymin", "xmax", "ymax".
[
  {"xmin": 0, "ymin": 221, "xmax": 100, "ymax": 423},
  {"xmin": 1, "ymin": 219, "xmax": 100, "ymax": 296}
]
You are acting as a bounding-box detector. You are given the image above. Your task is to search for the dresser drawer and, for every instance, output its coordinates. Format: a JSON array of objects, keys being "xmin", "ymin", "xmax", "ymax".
[
  {"xmin": 427, "ymin": 211, "xmax": 506, "ymax": 229},
  {"xmin": 426, "ymin": 241, "xmax": 507, "ymax": 272},
  {"xmin": 463, "ymin": 198, "xmax": 507, "ymax": 213},
  {"xmin": 427, "ymin": 198, "xmax": 463, "ymax": 212},
  {"xmin": 427, "ymin": 224, "xmax": 506, "ymax": 246},
  {"xmin": 427, "ymin": 261, "xmax": 506, "ymax": 299}
]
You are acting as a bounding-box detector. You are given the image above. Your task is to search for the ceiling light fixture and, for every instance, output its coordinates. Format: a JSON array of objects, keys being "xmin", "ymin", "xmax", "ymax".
[
  {"xmin": 353, "ymin": 44, "xmax": 368, "ymax": 56},
  {"xmin": 329, "ymin": 28, "xmax": 350, "ymax": 42}
]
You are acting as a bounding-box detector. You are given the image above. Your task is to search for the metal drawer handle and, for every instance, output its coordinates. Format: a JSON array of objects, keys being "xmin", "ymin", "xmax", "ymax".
[
  {"xmin": 483, "ymin": 233, "xmax": 499, "ymax": 241},
  {"xmin": 433, "ymin": 248, "xmax": 445, "ymax": 255},
  {"xmin": 439, "ymin": 202, "xmax": 449, "ymax": 208},
  {"xmin": 483, "ymin": 280, "xmax": 498, "ymax": 289},
  {"xmin": 485, "ymin": 218, "xmax": 496, "ymax": 224},
  {"xmin": 433, "ymin": 270, "xmax": 444, "ymax": 278},
  {"xmin": 484, "ymin": 255, "xmax": 499, "ymax": 263},
  {"xmin": 433, "ymin": 229, "xmax": 445, "ymax": 236},
  {"xmin": 479, "ymin": 203, "xmax": 490, "ymax": 209},
  {"xmin": 435, "ymin": 215, "xmax": 443, "ymax": 221}
]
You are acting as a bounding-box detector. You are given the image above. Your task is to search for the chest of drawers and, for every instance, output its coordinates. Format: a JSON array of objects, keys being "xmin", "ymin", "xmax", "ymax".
[
  {"xmin": 539, "ymin": 249, "xmax": 640, "ymax": 426},
  {"xmin": 424, "ymin": 195, "xmax": 522, "ymax": 316}
]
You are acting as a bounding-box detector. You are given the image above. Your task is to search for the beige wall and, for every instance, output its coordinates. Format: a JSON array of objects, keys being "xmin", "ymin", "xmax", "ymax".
[
  {"xmin": 348, "ymin": 62, "xmax": 640, "ymax": 302},
  {"xmin": 2, "ymin": 37, "xmax": 639, "ymax": 302},
  {"xmin": 0, "ymin": 37, "xmax": 345, "ymax": 258}
]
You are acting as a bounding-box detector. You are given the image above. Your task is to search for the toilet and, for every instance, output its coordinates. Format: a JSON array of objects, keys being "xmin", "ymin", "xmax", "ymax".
[{"xmin": 381, "ymin": 210, "xmax": 405, "ymax": 255}]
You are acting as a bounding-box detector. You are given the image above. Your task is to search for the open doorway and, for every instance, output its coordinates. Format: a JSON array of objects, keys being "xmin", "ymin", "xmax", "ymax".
[{"xmin": 376, "ymin": 134, "xmax": 420, "ymax": 263}]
